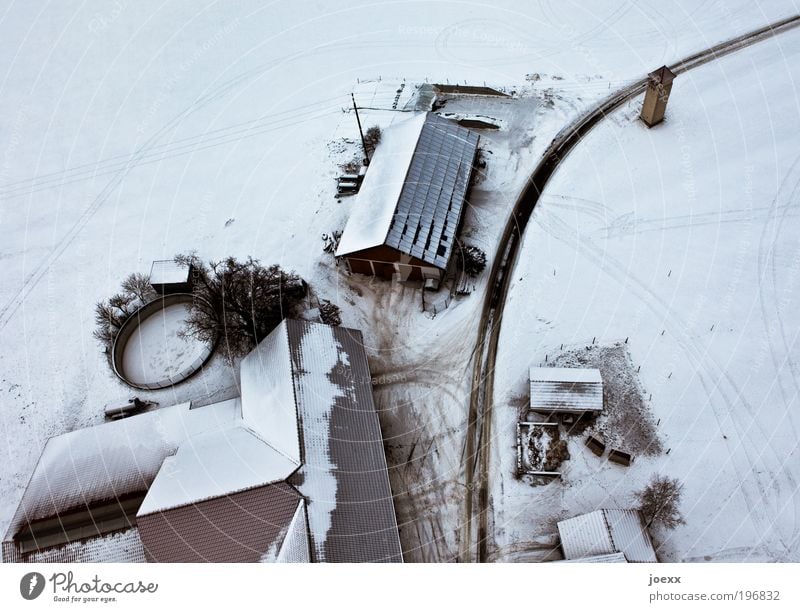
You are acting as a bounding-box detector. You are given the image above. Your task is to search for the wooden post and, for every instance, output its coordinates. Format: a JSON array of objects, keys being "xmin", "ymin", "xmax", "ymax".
[{"xmin": 352, "ymin": 93, "xmax": 370, "ymax": 165}]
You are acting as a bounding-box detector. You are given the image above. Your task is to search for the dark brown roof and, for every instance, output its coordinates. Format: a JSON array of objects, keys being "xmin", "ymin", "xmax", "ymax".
[
  {"xmin": 285, "ymin": 320, "xmax": 403, "ymax": 562},
  {"xmin": 137, "ymin": 482, "xmax": 303, "ymax": 562},
  {"xmin": 648, "ymin": 65, "xmax": 676, "ymax": 86}
]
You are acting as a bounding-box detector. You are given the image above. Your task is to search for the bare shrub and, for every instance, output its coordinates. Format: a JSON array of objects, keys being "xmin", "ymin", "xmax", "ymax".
[{"xmin": 635, "ymin": 474, "xmax": 685, "ymax": 529}]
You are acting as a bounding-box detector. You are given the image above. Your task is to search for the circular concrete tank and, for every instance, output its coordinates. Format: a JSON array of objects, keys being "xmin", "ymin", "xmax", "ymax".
[{"xmin": 111, "ymin": 293, "xmax": 216, "ymax": 390}]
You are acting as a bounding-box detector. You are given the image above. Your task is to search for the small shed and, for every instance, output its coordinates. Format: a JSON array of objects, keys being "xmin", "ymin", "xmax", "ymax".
[
  {"xmin": 557, "ymin": 509, "xmax": 657, "ymax": 563},
  {"xmin": 529, "ymin": 367, "xmax": 603, "ymax": 416},
  {"xmin": 149, "ymin": 260, "xmax": 193, "ymax": 295}
]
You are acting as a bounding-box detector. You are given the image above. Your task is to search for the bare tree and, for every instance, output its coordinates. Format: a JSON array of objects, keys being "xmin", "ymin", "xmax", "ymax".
[
  {"xmin": 635, "ymin": 474, "xmax": 686, "ymax": 529},
  {"xmin": 176, "ymin": 253, "xmax": 307, "ymax": 363},
  {"xmin": 364, "ymin": 125, "xmax": 382, "ymax": 158},
  {"xmin": 93, "ymin": 273, "xmax": 156, "ymax": 352}
]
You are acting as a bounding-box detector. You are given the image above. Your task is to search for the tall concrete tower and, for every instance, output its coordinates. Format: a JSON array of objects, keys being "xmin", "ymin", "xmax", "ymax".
[{"xmin": 640, "ymin": 65, "xmax": 676, "ymax": 127}]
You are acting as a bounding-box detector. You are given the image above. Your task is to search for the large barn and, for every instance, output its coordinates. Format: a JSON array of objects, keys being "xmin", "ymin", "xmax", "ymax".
[
  {"xmin": 336, "ymin": 112, "xmax": 480, "ymax": 282},
  {"xmin": 3, "ymin": 320, "xmax": 402, "ymax": 563}
]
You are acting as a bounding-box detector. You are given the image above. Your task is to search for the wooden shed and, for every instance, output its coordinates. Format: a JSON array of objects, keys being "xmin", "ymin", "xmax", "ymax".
[{"xmin": 149, "ymin": 259, "xmax": 193, "ymax": 295}]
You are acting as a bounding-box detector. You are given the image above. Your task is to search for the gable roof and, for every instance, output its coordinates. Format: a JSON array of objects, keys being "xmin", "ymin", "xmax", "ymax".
[
  {"xmin": 336, "ymin": 112, "xmax": 479, "ymax": 270},
  {"xmin": 5, "ymin": 320, "xmax": 401, "ymax": 563},
  {"xmin": 557, "ymin": 509, "xmax": 657, "ymax": 563},
  {"xmin": 529, "ymin": 367, "xmax": 603, "ymax": 413},
  {"xmin": 137, "ymin": 483, "xmax": 303, "ymax": 562},
  {"xmin": 285, "ymin": 320, "xmax": 403, "ymax": 562}
]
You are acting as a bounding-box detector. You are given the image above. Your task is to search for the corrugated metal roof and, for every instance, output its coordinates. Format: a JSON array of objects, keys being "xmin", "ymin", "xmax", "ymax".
[
  {"xmin": 138, "ymin": 483, "xmax": 302, "ymax": 562},
  {"xmin": 603, "ymin": 509, "xmax": 658, "ymax": 563},
  {"xmin": 5, "ymin": 320, "xmax": 401, "ymax": 563},
  {"xmin": 558, "ymin": 509, "xmax": 657, "ymax": 563},
  {"xmin": 4, "ymin": 399, "xmax": 235, "ymax": 539},
  {"xmin": 137, "ymin": 425, "xmax": 297, "ymax": 515},
  {"xmin": 285, "ymin": 320, "xmax": 403, "ymax": 562},
  {"xmin": 149, "ymin": 259, "xmax": 190, "ymax": 285},
  {"xmin": 529, "ymin": 367, "xmax": 603, "ymax": 413},
  {"xmin": 2, "ymin": 527, "xmax": 147, "ymax": 563},
  {"xmin": 337, "ymin": 112, "xmax": 479, "ymax": 270},
  {"xmin": 276, "ymin": 499, "xmax": 311, "ymax": 562},
  {"xmin": 384, "ymin": 113, "xmax": 479, "ymax": 268}
]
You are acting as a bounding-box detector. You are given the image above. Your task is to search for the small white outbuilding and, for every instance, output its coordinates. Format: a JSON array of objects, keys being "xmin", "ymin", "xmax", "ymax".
[
  {"xmin": 557, "ymin": 509, "xmax": 657, "ymax": 563},
  {"xmin": 529, "ymin": 366, "xmax": 603, "ymax": 415}
]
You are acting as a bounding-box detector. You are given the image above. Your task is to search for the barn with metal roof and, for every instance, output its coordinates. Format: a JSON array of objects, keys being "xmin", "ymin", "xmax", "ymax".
[
  {"xmin": 336, "ymin": 112, "xmax": 480, "ymax": 282},
  {"xmin": 2, "ymin": 320, "xmax": 402, "ymax": 564},
  {"xmin": 529, "ymin": 366, "xmax": 604, "ymax": 415},
  {"xmin": 557, "ymin": 509, "xmax": 658, "ymax": 563}
]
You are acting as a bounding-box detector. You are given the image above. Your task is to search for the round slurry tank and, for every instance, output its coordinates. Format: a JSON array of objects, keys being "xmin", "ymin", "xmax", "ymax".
[{"xmin": 111, "ymin": 293, "xmax": 216, "ymax": 390}]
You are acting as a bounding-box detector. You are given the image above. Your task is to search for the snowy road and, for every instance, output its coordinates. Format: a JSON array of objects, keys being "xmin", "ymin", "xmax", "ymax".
[{"xmin": 462, "ymin": 14, "xmax": 800, "ymax": 563}]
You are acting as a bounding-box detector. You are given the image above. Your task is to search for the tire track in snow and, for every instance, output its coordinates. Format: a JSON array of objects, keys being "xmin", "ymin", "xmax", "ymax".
[{"xmin": 538, "ymin": 209, "xmax": 797, "ymax": 558}]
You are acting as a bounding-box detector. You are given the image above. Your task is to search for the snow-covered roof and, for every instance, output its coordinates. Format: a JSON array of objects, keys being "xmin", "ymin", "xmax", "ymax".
[
  {"xmin": 137, "ymin": 424, "xmax": 298, "ymax": 515},
  {"xmin": 5, "ymin": 320, "xmax": 401, "ymax": 563},
  {"xmin": 529, "ymin": 366, "xmax": 603, "ymax": 413},
  {"xmin": 240, "ymin": 320, "xmax": 301, "ymax": 463},
  {"xmin": 149, "ymin": 259, "xmax": 191, "ymax": 285},
  {"xmin": 557, "ymin": 509, "xmax": 657, "ymax": 563},
  {"xmin": 336, "ymin": 112, "xmax": 479, "ymax": 269},
  {"xmin": 336, "ymin": 113, "xmax": 426, "ymax": 256},
  {"xmin": 284, "ymin": 320, "xmax": 403, "ymax": 562},
  {"xmin": 4, "ymin": 399, "xmax": 234, "ymax": 537}
]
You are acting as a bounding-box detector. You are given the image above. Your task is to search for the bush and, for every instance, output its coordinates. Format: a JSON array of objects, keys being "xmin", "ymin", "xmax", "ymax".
[
  {"xmin": 459, "ymin": 245, "xmax": 487, "ymax": 277},
  {"xmin": 319, "ymin": 300, "xmax": 342, "ymax": 326},
  {"xmin": 364, "ymin": 125, "xmax": 382, "ymax": 158},
  {"xmin": 176, "ymin": 253, "xmax": 307, "ymax": 364},
  {"xmin": 94, "ymin": 273, "xmax": 156, "ymax": 353},
  {"xmin": 635, "ymin": 474, "xmax": 685, "ymax": 529}
]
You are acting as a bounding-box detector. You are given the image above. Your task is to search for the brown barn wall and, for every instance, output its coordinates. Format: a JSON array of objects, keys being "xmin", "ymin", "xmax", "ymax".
[{"xmin": 342, "ymin": 245, "xmax": 442, "ymax": 281}]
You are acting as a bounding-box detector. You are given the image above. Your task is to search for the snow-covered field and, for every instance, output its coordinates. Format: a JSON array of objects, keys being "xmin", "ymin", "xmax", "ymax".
[
  {"xmin": 490, "ymin": 25, "xmax": 800, "ymax": 563},
  {"xmin": 1, "ymin": 1, "xmax": 797, "ymax": 561}
]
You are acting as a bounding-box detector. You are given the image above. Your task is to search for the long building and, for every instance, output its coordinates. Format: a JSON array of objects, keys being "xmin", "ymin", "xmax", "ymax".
[
  {"xmin": 336, "ymin": 112, "xmax": 480, "ymax": 282},
  {"xmin": 2, "ymin": 320, "xmax": 402, "ymax": 563}
]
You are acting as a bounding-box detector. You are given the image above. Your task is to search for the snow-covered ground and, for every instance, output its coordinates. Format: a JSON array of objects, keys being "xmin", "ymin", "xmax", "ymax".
[
  {"xmin": 1, "ymin": 1, "xmax": 797, "ymax": 560},
  {"xmin": 120, "ymin": 301, "xmax": 207, "ymax": 385},
  {"xmin": 490, "ymin": 25, "xmax": 800, "ymax": 563}
]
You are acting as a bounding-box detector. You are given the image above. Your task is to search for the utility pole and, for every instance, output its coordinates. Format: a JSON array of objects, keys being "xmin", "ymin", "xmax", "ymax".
[{"xmin": 352, "ymin": 93, "xmax": 370, "ymax": 165}]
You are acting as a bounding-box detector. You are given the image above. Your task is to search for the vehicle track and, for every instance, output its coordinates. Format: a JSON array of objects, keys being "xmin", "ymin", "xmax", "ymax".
[{"xmin": 458, "ymin": 13, "xmax": 800, "ymax": 563}]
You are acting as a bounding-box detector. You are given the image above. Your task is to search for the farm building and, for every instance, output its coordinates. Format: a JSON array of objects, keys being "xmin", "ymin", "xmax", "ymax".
[
  {"xmin": 2, "ymin": 319, "xmax": 402, "ymax": 563},
  {"xmin": 149, "ymin": 259, "xmax": 193, "ymax": 294},
  {"xmin": 529, "ymin": 366, "xmax": 603, "ymax": 416},
  {"xmin": 557, "ymin": 509, "xmax": 657, "ymax": 563},
  {"xmin": 335, "ymin": 112, "xmax": 480, "ymax": 283}
]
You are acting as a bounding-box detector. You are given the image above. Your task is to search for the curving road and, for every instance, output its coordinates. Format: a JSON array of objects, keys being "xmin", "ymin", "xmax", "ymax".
[{"xmin": 458, "ymin": 13, "xmax": 800, "ymax": 563}]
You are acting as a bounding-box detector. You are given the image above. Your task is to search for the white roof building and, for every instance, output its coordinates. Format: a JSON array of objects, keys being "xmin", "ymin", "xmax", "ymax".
[
  {"xmin": 529, "ymin": 366, "xmax": 603, "ymax": 414},
  {"xmin": 3, "ymin": 320, "xmax": 402, "ymax": 564},
  {"xmin": 557, "ymin": 509, "xmax": 658, "ymax": 563}
]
